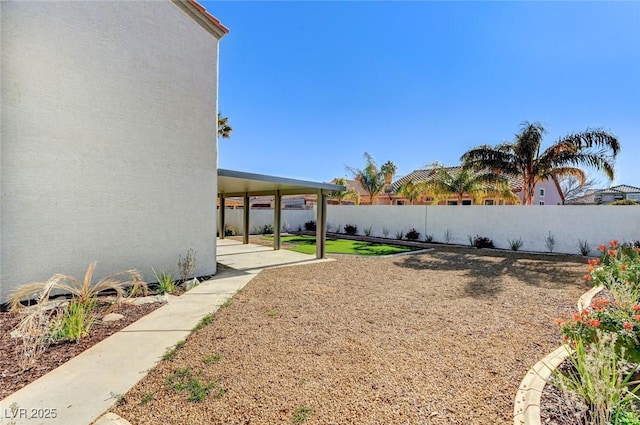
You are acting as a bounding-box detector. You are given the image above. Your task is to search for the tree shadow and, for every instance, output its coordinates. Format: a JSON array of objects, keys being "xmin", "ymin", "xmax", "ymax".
[{"xmin": 393, "ymin": 248, "xmax": 586, "ymax": 299}]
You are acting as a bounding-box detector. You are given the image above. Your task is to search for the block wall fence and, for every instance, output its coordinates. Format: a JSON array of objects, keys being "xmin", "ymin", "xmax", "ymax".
[{"xmin": 223, "ymin": 205, "xmax": 640, "ymax": 255}]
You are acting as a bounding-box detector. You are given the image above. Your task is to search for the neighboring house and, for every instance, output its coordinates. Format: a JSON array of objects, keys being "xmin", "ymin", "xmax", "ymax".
[
  {"xmin": 390, "ymin": 166, "xmax": 564, "ymax": 206},
  {"xmin": 330, "ymin": 178, "xmax": 395, "ymax": 205},
  {"xmin": 566, "ymin": 185, "xmax": 640, "ymax": 205},
  {"xmin": 1, "ymin": 1, "xmax": 228, "ymax": 298}
]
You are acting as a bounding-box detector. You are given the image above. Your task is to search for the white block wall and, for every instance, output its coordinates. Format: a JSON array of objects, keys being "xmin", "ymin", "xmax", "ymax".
[
  {"xmin": 223, "ymin": 205, "xmax": 639, "ymax": 255},
  {"xmin": 1, "ymin": 2, "xmax": 221, "ymax": 300}
]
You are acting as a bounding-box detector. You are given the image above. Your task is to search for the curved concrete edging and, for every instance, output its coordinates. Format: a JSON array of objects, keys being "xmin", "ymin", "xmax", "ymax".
[{"xmin": 513, "ymin": 285, "xmax": 604, "ymax": 425}]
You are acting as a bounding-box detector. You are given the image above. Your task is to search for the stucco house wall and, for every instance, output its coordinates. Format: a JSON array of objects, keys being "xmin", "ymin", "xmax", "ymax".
[{"xmin": 1, "ymin": 1, "xmax": 225, "ymax": 300}]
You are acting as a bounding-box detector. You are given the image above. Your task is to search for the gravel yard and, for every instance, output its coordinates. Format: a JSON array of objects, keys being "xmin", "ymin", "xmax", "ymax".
[{"xmin": 113, "ymin": 247, "xmax": 588, "ymax": 424}]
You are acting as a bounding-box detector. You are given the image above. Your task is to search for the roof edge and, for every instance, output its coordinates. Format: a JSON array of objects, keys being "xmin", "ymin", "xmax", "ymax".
[{"xmin": 174, "ymin": 0, "xmax": 229, "ymax": 39}]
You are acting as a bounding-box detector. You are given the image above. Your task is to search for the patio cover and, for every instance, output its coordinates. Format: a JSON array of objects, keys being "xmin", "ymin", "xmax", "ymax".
[{"xmin": 217, "ymin": 169, "xmax": 345, "ymax": 258}]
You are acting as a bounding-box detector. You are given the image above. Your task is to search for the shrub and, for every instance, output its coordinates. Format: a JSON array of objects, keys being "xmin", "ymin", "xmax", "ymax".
[
  {"xmin": 382, "ymin": 226, "xmax": 390, "ymax": 238},
  {"xmin": 424, "ymin": 234, "xmax": 433, "ymax": 243},
  {"xmin": 363, "ymin": 226, "xmax": 373, "ymax": 237},
  {"xmin": 545, "ymin": 231, "xmax": 556, "ymax": 253},
  {"xmin": 152, "ymin": 268, "xmax": 177, "ymax": 294},
  {"xmin": 508, "ymin": 238, "xmax": 523, "ymax": 251},
  {"xmin": 9, "ymin": 262, "xmax": 146, "ymax": 311},
  {"xmin": 344, "ymin": 224, "xmax": 358, "ymax": 235},
  {"xmin": 261, "ymin": 224, "xmax": 274, "ymax": 235},
  {"xmin": 13, "ymin": 304, "xmax": 57, "ymax": 371},
  {"xmin": 224, "ymin": 224, "xmax": 238, "ymax": 236},
  {"xmin": 473, "ymin": 235, "xmax": 494, "ymax": 249},
  {"xmin": 579, "ymin": 239, "xmax": 591, "ymax": 256},
  {"xmin": 304, "ymin": 220, "xmax": 317, "ymax": 232},
  {"xmin": 406, "ymin": 228, "xmax": 420, "ymax": 241},
  {"xmin": 609, "ymin": 199, "xmax": 640, "ymax": 206},
  {"xmin": 444, "ymin": 229, "xmax": 452, "ymax": 244},
  {"xmin": 395, "ymin": 230, "xmax": 404, "ymax": 240},
  {"xmin": 178, "ymin": 248, "xmax": 196, "ymax": 281}
]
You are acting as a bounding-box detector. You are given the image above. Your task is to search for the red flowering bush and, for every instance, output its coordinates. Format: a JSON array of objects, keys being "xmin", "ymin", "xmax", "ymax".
[{"xmin": 590, "ymin": 240, "xmax": 640, "ymax": 291}]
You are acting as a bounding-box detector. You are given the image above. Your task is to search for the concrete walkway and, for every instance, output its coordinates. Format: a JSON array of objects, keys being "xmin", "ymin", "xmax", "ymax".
[{"xmin": 0, "ymin": 240, "xmax": 329, "ymax": 425}]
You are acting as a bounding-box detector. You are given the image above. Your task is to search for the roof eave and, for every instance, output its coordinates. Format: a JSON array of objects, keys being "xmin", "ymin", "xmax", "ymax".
[{"xmin": 174, "ymin": 0, "xmax": 229, "ymax": 39}]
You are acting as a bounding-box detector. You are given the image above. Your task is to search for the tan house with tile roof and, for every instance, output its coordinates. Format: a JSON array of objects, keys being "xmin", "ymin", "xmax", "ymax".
[{"xmin": 388, "ymin": 166, "xmax": 565, "ymax": 206}]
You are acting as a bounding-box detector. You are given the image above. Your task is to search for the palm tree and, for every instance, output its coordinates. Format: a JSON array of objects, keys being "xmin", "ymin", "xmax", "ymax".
[
  {"xmin": 381, "ymin": 161, "xmax": 397, "ymax": 185},
  {"xmin": 396, "ymin": 180, "xmax": 424, "ymax": 205},
  {"xmin": 217, "ymin": 113, "xmax": 233, "ymax": 139},
  {"xmin": 423, "ymin": 167, "xmax": 519, "ymax": 205},
  {"xmin": 347, "ymin": 153, "xmax": 387, "ymax": 205},
  {"xmin": 331, "ymin": 177, "xmax": 361, "ymax": 205},
  {"xmin": 460, "ymin": 121, "xmax": 620, "ymax": 205}
]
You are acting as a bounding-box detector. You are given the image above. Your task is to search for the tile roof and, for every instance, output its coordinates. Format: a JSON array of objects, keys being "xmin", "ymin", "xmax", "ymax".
[
  {"xmin": 185, "ymin": 0, "xmax": 229, "ymax": 35},
  {"xmin": 609, "ymin": 185, "xmax": 640, "ymax": 193},
  {"xmin": 390, "ymin": 166, "xmax": 526, "ymax": 193}
]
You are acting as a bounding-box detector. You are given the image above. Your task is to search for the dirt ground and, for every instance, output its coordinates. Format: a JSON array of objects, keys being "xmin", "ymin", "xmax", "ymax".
[{"xmin": 113, "ymin": 247, "xmax": 588, "ymax": 424}]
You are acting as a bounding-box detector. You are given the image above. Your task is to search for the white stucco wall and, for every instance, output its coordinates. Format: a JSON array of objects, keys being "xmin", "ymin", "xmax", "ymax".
[
  {"xmin": 1, "ymin": 1, "xmax": 221, "ymax": 300},
  {"xmin": 222, "ymin": 205, "xmax": 639, "ymax": 254}
]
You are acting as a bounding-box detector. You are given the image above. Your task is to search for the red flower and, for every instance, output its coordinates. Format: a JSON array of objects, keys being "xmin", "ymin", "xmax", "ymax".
[
  {"xmin": 591, "ymin": 299, "xmax": 610, "ymax": 310},
  {"xmin": 581, "ymin": 308, "xmax": 590, "ymax": 316},
  {"xmin": 634, "ymin": 315, "xmax": 640, "ymax": 322},
  {"xmin": 635, "ymin": 247, "xmax": 640, "ymax": 253},
  {"xmin": 584, "ymin": 274, "xmax": 592, "ymax": 281},
  {"xmin": 589, "ymin": 319, "xmax": 601, "ymax": 327},
  {"xmin": 610, "ymin": 240, "xmax": 619, "ymax": 248},
  {"xmin": 621, "ymin": 264, "xmax": 628, "ymax": 270},
  {"xmin": 633, "ymin": 304, "xmax": 640, "ymax": 312},
  {"xmin": 587, "ymin": 265, "xmax": 595, "ymax": 272},
  {"xmin": 555, "ymin": 318, "xmax": 565, "ymax": 326},
  {"xmin": 573, "ymin": 313, "xmax": 583, "ymax": 323},
  {"xmin": 623, "ymin": 322, "xmax": 633, "ymax": 330},
  {"xmin": 608, "ymin": 249, "xmax": 617, "ymax": 257},
  {"xmin": 597, "ymin": 244, "xmax": 607, "ymax": 252}
]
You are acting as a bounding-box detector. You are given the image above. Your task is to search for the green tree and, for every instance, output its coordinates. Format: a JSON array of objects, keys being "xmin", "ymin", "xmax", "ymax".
[
  {"xmin": 217, "ymin": 113, "xmax": 233, "ymax": 139},
  {"xmin": 396, "ymin": 180, "xmax": 424, "ymax": 205},
  {"xmin": 423, "ymin": 167, "xmax": 519, "ymax": 205},
  {"xmin": 331, "ymin": 177, "xmax": 360, "ymax": 205},
  {"xmin": 347, "ymin": 153, "xmax": 387, "ymax": 205},
  {"xmin": 460, "ymin": 121, "xmax": 620, "ymax": 205}
]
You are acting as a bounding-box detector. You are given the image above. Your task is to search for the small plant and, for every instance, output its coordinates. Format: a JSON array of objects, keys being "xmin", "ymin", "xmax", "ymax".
[
  {"xmin": 152, "ymin": 268, "xmax": 177, "ymax": 294},
  {"xmin": 424, "ymin": 234, "xmax": 434, "ymax": 243},
  {"xmin": 551, "ymin": 332, "xmax": 639, "ymax": 425},
  {"xmin": 406, "ymin": 228, "xmax": 420, "ymax": 241},
  {"xmin": 267, "ymin": 311, "xmax": 279, "ymax": 317},
  {"xmin": 304, "ymin": 220, "xmax": 317, "ymax": 232},
  {"xmin": 344, "ymin": 224, "xmax": 358, "ymax": 235},
  {"xmin": 334, "ymin": 224, "xmax": 342, "ymax": 234},
  {"xmin": 508, "ymin": 238, "xmax": 524, "ymax": 251},
  {"xmin": 224, "ymin": 224, "xmax": 238, "ymax": 236},
  {"xmin": 545, "ymin": 231, "xmax": 556, "ymax": 253},
  {"xmin": 282, "ymin": 222, "xmax": 291, "ymax": 233},
  {"xmin": 473, "ymin": 235, "xmax": 495, "ymax": 249},
  {"xmin": 109, "ymin": 391, "xmax": 125, "ymax": 406},
  {"xmin": 261, "ymin": 224, "xmax": 274, "ymax": 235},
  {"xmin": 292, "ymin": 405, "xmax": 313, "ymax": 424},
  {"xmin": 467, "ymin": 235, "xmax": 474, "ymax": 247},
  {"xmin": 579, "ymin": 239, "xmax": 592, "ymax": 256},
  {"xmin": 140, "ymin": 392, "xmax": 155, "ymax": 405},
  {"xmin": 444, "ymin": 229, "xmax": 452, "ymax": 244},
  {"xmin": 220, "ymin": 299, "xmax": 232, "ymax": 308},
  {"xmin": 382, "ymin": 226, "xmax": 390, "ymax": 238},
  {"xmin": 166, "ymin": 367, "xmax": 224, "ymax": 402},
  {"xmin": 192, "ymin": 314, "xmax": 213, "ymax": 332},
  {"xmin": 203, "ymin": 353, "xmax": 222, "ymax": 364},
  {"xmin": 51, "ymin": 300, "xmax": 96, "ymax": 342},
  {"xmin": 178, "ymin": 248, "xmax": 196, "ymax": 281},
  {"xmin": 395, "ymin": 230, "xmax": 404, "ymax": 240},
  {"xmin": 163, "ymin": 339, "xmax": 187, "ymax": 361},
  {"xmin": 363, "ymin": 226, "xmax": 373, "ymax": 237}
]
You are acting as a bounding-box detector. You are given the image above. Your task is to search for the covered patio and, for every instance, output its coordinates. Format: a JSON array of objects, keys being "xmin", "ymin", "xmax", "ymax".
[{"xmin": 217, "ymin": 169, "xmax": 345, "ymax": 259}]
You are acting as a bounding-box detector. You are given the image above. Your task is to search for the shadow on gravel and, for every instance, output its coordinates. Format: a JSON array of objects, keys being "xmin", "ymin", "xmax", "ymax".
[{"xmin": 393, "ymin": 248, "xmax": 587, "ymax": 299}]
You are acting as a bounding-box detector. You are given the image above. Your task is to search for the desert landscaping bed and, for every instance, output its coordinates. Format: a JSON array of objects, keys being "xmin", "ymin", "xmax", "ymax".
[
  {"xmin": 0, "ymin": 301, "xmax": 162, "ymax": 399},
  {"xmin": 112, "ymin": 247, "xmax": 588, "ymax": 424}
]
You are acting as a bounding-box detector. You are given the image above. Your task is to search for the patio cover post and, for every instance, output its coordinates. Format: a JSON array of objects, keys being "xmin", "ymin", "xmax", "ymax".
[
  {"xmin": 219, "ymin": 196, "xmax": 226, "ymax": 239},
  {"xmin": 243, "ymin": 193, "xmax": 250, "ymax": 244},
  {"xmin": 316, "ymin": 190, "xmax": 327, "ymax": 259},
  {"xmin": 274, "ymin": 190, "xmax": 281, "ymax": 250}
]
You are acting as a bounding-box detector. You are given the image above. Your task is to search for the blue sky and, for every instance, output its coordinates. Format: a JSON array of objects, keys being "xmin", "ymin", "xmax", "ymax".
[{"xmin": 206, "ymin": 1, "xmax": 640, "ymax": 187}]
